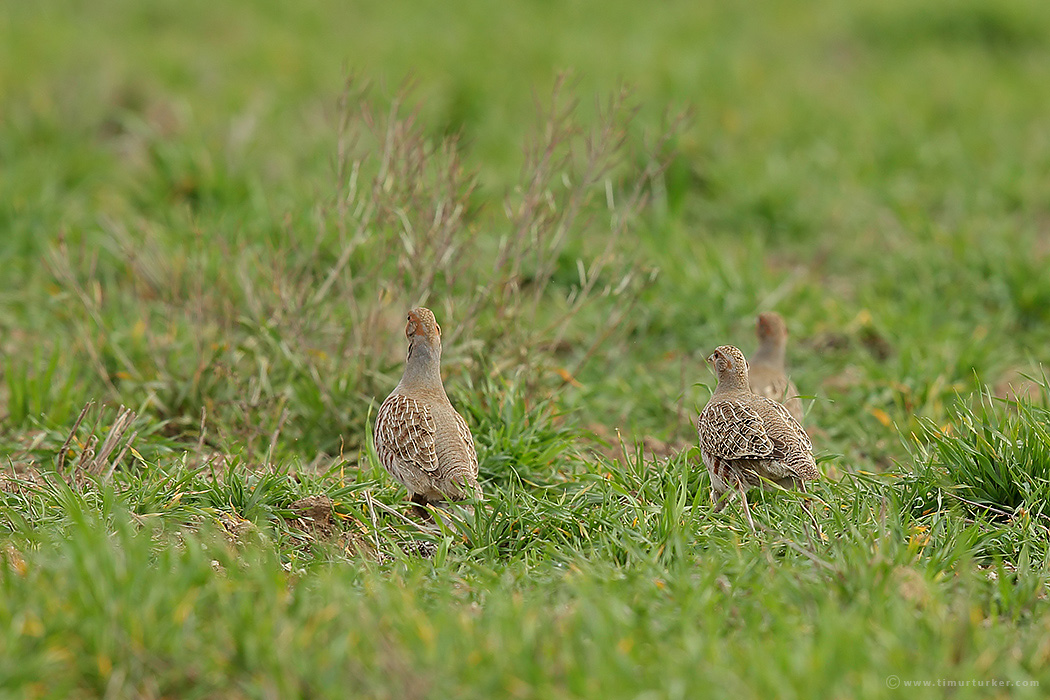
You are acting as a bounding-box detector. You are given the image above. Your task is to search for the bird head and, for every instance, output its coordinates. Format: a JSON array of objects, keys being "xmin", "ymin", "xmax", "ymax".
[
  {"xmin": 707, "ymin": 345, "xmax": 749, "ymax": 386},
  {"xmin": 756, "ymin": 312, "xmax": 788, "ymax": 344},
  {"xmin": 406, "ymin": 307, "xmax": 442, "ymax": 358}
]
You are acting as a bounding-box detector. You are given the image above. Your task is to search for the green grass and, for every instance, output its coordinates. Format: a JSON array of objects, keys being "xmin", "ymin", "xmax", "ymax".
[{"xmin": 3, "ymin": 0, "xmax": 1050, "ymax": 697}]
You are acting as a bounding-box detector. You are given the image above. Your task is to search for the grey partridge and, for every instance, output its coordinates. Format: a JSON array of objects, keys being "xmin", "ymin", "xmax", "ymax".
[
  {"xmin": 374, "ymin": 307, "xmax": 482, "ymax": 507},
  {"xmin": 748, "ymin": 312, "xmax": 804, "ymax": 423},
  {"xmin": 697, "ymin": 345, "xmax": 818, "ymax": 530}
]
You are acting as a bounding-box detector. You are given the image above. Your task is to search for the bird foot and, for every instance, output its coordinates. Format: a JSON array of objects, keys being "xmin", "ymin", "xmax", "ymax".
[{"xmin": 410, "ymin": 493, "xmax": 434, "ymax": 521}]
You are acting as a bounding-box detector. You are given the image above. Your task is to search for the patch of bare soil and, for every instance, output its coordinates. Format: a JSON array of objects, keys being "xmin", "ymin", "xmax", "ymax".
[{"xmin": 287, "ymin": 494, "xmax": 337, "ymax": 539}]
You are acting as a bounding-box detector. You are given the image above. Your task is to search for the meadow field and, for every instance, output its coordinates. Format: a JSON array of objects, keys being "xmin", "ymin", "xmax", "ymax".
[{"xmin": 2, "ymin": 0, "xmax": 1050, "ymax": 697}]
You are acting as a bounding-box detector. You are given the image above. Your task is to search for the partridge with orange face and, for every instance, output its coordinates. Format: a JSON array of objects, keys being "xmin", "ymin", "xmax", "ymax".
[
  {"xmin": 697, "ymin": 345, "xmax": 818, "ymax": 530},
  {"xmin": 374, "ymin": 307, "xmax": 482, "ymax": 507},
  {"xmin": 749, "ymin": 312, "xmax": 804, "ymax": 423}
]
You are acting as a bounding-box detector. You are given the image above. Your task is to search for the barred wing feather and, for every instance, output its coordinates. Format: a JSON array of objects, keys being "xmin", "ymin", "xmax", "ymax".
[
  {"xmin": 375, "ymin": 394, "xmax": 439, "ymax": 474},
  {"xmin": 698, "ymin": 400, "xmax": 774, "ymax": 459}
]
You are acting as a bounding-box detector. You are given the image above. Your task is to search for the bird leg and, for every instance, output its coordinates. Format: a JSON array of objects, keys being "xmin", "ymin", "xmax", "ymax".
[
  {"xmin": 738, "ymin": 484, "xmax": 757, "ymax": 532},
  {"xmin": 712, "ymin": 487, "xmax": 733, "ymax": 513},
  {"xmin": 797, "ymin": 482, "xmax": 824, "ymax": 539}
]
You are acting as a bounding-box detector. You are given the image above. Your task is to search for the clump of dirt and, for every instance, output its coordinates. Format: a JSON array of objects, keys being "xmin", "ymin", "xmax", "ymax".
[{"xmin": 287, "ymin": 494, "xmax": 337, "ymax": 539}]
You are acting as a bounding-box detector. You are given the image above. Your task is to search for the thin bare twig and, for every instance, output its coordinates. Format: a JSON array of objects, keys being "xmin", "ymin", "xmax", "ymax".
[
  {"xmin": 89, "ymin": 405, "xmax": 137, "ymax": 478},
  {"xmin": 56, "ymin": 402, "xmax": 93, "ymax": 475}
]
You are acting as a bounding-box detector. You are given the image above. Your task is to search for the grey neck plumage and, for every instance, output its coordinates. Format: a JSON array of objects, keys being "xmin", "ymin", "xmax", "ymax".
[
  {"xmin": 399, "ymin": 338, "xmax": 444, "ymax": 392},
  {"xmin": 715, "ymin": 369, "xmax": 750, "ymax": 395}
]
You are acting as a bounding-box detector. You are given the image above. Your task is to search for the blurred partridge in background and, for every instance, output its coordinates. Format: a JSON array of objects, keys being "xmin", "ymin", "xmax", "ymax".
[{"xmin": 748, "ymin": 312, "xmax": 804, "ymax": 423}]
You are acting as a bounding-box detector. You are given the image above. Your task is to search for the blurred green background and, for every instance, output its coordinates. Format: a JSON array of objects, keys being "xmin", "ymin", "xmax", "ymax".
[{"xmin": 3, "ymin": 0, "xmax": 1049, "ymax": 462}]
